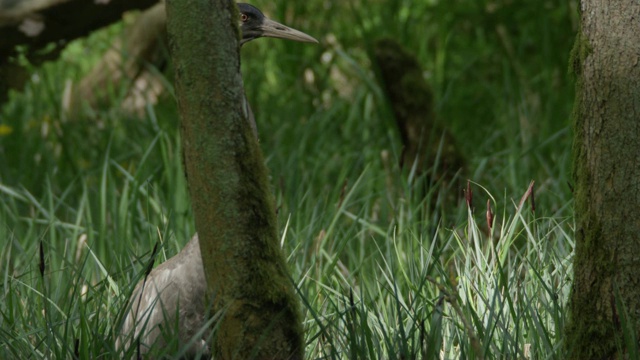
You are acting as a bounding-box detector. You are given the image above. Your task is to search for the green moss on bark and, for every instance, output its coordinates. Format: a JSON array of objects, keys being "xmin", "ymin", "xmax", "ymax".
[
  {"xmin": 566, "ymin": 2, "xmax": 640, "ymax": 359},
  {"xmin": 165, "ymin": 0, "xmax": 304, "ymax": 358}
]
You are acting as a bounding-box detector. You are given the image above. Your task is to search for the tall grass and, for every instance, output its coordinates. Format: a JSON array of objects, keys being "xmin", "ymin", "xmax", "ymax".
[{"xmin": 0, "ymin": 0, "xmax": 576, "ymax": 358}]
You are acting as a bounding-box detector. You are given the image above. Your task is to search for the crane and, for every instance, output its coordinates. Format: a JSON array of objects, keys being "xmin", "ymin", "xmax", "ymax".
[{"xmin": 116, "ymin": 3, "xmax": 317, "ymax": 358}]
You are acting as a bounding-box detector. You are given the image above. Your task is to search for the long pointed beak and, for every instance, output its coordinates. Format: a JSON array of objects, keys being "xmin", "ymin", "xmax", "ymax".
[{"xmin": 260, "ymin": 18, "xmax": 319, "ymax": 44}]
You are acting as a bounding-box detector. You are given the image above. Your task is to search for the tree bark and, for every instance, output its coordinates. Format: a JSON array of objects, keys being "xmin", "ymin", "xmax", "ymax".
[
  {"xmin": 0, "ymin": 0, "xmax": 158, "ymax": 103},
  {"xmin": 567, "ymin": 1, "xmax": 640, "ymax": 359},
  {"xmin": 164, "ymin": 0, "xmax": 304, "ymax": 359},
  {"xmin": 70, "ymin": 3, "xmax": 167, "ymax": 116},
  {"xmin": 0, "ymin": 0, "xmax": 157, "ymax": 59}
]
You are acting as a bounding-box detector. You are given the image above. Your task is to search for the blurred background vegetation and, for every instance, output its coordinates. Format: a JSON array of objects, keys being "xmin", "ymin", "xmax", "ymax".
[{"xmin": 0, "ymin": 0, "xmax": 577, "ymax": 358}]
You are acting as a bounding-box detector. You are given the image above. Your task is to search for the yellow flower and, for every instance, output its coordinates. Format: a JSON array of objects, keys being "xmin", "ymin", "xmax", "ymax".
[{"xmin": 0, "ymin": 124, "xmax": 13, "ymax": 136}]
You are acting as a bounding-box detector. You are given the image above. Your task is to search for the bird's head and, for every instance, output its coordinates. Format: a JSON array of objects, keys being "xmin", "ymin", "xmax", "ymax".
[{"xmin": 238, "ymin": 3, "xmax": 318, "ymax": 45}]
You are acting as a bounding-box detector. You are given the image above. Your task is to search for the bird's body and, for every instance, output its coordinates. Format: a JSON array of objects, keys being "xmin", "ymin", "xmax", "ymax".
[
  {"xmin": 118, "ymin": 235, "xmax": 208, "ymax": 357},
  {"xmin": 117, "ymin": 3, "xmax": 316, "ymax": 358}
]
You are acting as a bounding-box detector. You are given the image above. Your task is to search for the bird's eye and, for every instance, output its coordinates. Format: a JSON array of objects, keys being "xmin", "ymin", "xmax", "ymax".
[{"xmin": 240, "ymin": 13, "xmax": 248, "ymax": 22}]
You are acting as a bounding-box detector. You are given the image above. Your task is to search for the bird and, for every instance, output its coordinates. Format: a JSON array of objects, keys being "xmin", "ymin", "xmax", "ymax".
[
  {"xmin": 235, "ymin": 3, "xmax": 317, "ymax": 137},
  {"xmin": 238, "ymin": 3, "xmax": 318, "ymax": 45},
  {"xmin": 116, "ymin": 3, "xmax": 317, "ymax": 358}
]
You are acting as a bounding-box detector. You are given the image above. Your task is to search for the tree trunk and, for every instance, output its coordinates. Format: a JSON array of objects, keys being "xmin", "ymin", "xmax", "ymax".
[
  {"xmin": 0, "ymin": 0, "xmax": 157, "ymax": 58},
  {"xmin": 0, "ymin": 0, "xmax": 158, "ymax": 103},
  {"xmin": 372, "ymin": 38, "xmax": 464, "ymax": 180},
  {"xmin": 567, "ymin": 1, "xmax": 640, "ymax": 359},
  {"xmin": 71, "ymin": 2, "xmax": 167, "ymax": 116},
  {"xmin": 372, "ymin": 38, "xmax": 465, "ymax": 210},
  {"xmin": 164, "ymin": 1, "xmax": 304, "ymax": 359}
]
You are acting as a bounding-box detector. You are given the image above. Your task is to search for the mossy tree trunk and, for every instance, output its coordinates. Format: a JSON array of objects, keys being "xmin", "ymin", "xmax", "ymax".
[
  {"xmin": 567, "ymin": 1, "xmax": 640, "ymax": 358},
  {"xmin": 372, "ymin": 39, "xmax": 464, "ymax": 181},
  {"xmin": 164, "ymin": 0, "xmax": 304, "ymax": 359},
  {"xmin": 372, "ymin": 39, "xmax": 465, "ymax": 212}
]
